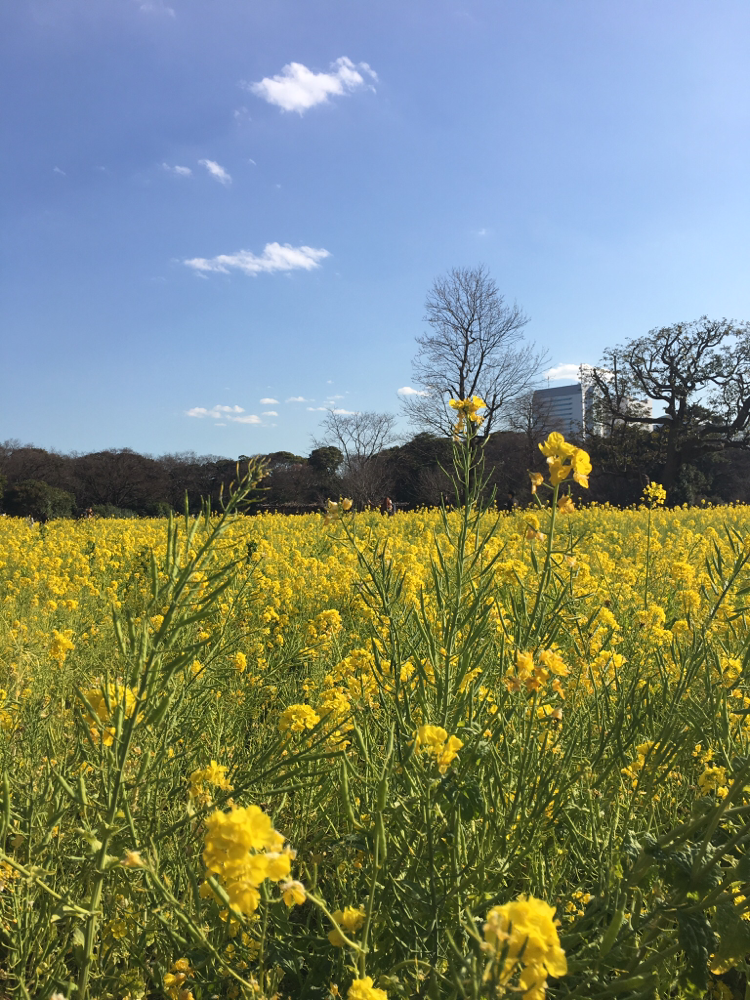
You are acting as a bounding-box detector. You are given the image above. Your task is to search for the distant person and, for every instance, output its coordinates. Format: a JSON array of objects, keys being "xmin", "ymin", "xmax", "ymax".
[
  {"xmin": 380, "ymin": 497, "xmax": 395, "ymax": 516},
  {"xmin": 505, "ymin": 490, "xmax": 518, "ymax": 512}
]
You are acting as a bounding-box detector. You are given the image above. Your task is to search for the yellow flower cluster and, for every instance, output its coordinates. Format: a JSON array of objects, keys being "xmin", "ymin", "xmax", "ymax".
[
  {"xmin": 328, "ymin": 904, "xmax": 366, "ymax": 946},
  {"xmin": 415, "ymin": 724, "xmax": 463, "ymax": 774},
  {"xmin": 164, "ymin": 957, "xmax": 194, "ymax": 1000},
  {"xmin": 81, "ymin": 681, "xmax": 140, "ymax": 746},
  {"xmin": 348, "ymin": 977, "xmax": 387, "ymax": 1000},
  {"xmin": 189, "ymin": 760, "xmax": 234, "ymax": 805},
  {"xmin": 505, "ymin": 649, "xmax": 567, "ymax": 700},
  {"xmin": 278, "ymin": 703, "xmax": 321, "ymax": 733},
  {"xmin": 483, "ymin": 896, "xmax": 567, "ymax": 1000},
  {"xmin": 698, "ymin": 765, "xmax": 729, "ymax": 798},
  {"xmin": 202, "ymin": 804, "xmax": 300, "ymax": 916},
  {"xmin": 643, "ymin": 482, "xmax": 667, "ymax": 506},
  {"xmin": 448, "ymin": 395, "xmax": 487, "ymax": 433},
  {"xmin": 532, "ymin": 432, "xmax": 592, "ymax": 491},
  {"xmin": 50, "ymin": 628, "xmax": 75, "ymax": 665}
]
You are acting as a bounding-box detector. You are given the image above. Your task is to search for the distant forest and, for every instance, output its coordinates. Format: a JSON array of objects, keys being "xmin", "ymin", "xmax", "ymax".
[{"xmin": 3, "ymin": 429, "xmax": 750, "ymax": 521}]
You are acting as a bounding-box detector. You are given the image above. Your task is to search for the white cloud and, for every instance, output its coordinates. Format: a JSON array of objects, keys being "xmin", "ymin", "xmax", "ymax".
[
  {"xmin": 139, "ymin": 0, "xmax": 175, "ymax": 15},
  {"xmin": 325, "ymin": 394, "xmax": 344, "ymax": 400},
  {"xmin": 397, "ymin": 386, "xmax": 429, "ymax": 397},
  {"xmin": 260, "ymin": 397, "xmax": 279, "ymax": 404},
  {"xmin": 246, "ymin": 56, "xmax": 377, "ymax": 115},
  {"xmin": 262, "ymin": 410, "xmax": 278, "ymax": 416},
  {"xmin": 162, "ymin": 163, "xmax": 192, "ymax": 177},
  {"xmin": 199, "ymin": 159, "xmax": 232, "ymax": 186},
  {"xmin": 287, "ymin": 396, "xmax": 310, "ymax": 403},
  {"xmin": 187, "ymin": 404, "xmax": 243, "ymax": 418},
  {"xmin": 53, "ymin": 166, "xmax": 66, "ymax": 176},
  {"xmin": 332, "ymin": 408, "xmax": 357, "ymax": 415},
  {"xmin": 306, "ymin": 406, "xmax": 327, "ymax": 411},
  {"xmin": 186, "ymin": 404, "xmax": 261, "ymax": 424},
  {"xmin": 544, "ymin": 364, "xmax": 581, "ymax": 382},
  {"xmin": 185, "ymin": 242, "xmax": 330, "ymax": 278}
]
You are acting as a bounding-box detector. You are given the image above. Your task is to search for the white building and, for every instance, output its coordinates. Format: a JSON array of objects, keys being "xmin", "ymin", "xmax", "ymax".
[
  {"xmin": 533, "ymin": 383, "xmax": 589, "ymax": 438},
  {"xmin": 533, "ymin": 382, "xmax": 652, "ymax": 439}
]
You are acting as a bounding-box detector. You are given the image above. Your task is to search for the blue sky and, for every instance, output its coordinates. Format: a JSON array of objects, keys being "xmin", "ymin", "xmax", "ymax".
[{"xmin": 3, "ymin": 0, "xmax": 750, "ymax": 458}]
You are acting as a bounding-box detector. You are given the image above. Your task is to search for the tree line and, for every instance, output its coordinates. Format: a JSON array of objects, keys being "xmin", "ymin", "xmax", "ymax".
[{"xmin": 4, "ymin": 265, "xmax": 750, "ymax": 519}]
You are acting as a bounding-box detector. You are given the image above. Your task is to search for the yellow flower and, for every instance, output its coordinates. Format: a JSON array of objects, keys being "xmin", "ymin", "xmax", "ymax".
[
  {"xmin": 416, "ymin": 724, "xmax": 448, "ymax": 749},
  {"xmin": 281, "ymin": 879, "xmax": 306, "ymax": 906},
  {"xmin": 484, "ymin": 896, "xmax": 567, "ymax": 999},
  {"xmin": 415, "ymin": 725, "xmax": 462, "ymax": 773},
  {"xmin": 279, "ymin": 704, "xmax": 321, "ymax": 733},
  {"xmin": 515, "ymin": 651, "xmax": 534, "ymax": 675},
  {"xmin": 49, "ymin": 628, "xmax": 75, "ymax": 665},
  {"xmin": 643, "ymin": 482, "xmax": 667, "ymax": 506},
  {"xmin": 437, "ymin": 735, "xmax": 463, "ymax": 774},
  {"xmin": 328, "ymin": 905, "xmax": 366, "ymax": 946},
  {"xmin": 571, "ymin": 448, "xmax": 591, "ymax": 488},
  {"xmin": 122, "ymin": 849, "xmax": 145, "ymax": 868},
  {"xmin": 529, "ymin": 472, "xmax": 544, "ymax": 493},
  {"xmin": 557, "ymin": 495, "xmax": 575, "ymax": 514},
  {"xmin": 202, "ymin": 805, "xmax": 290, "ymax": 915},
  {"xmin": 698, "ymin": 765, "xmax": 729, "ymax": 797},
  {"xmin": 342, "ymin": 498, "xmax": 353, "ymax": 511},
  {"xmin": 537, "ymin": 434, "xmax": 592, "ymax": 491},
  {"xmin": 538, "ymin": 433, "xmax": 576, "ymax": 460},
  {"xmin": 547, "ymin": 459, "xmax": 572, "ymax": 486},
  {"xmin": 449, "ymin": 396, "xmax": 487, "ymax": 432},
  {"xmin": 189, "ymin": 760, "xmax": 234, "ymax": 803},
  {"xmin": 232, "ymin": 651, "xmax": 247, "ymax": 673},
  {"xmin": 347, "ymin": 976, "xmax": 387, "ymax": 1000}
]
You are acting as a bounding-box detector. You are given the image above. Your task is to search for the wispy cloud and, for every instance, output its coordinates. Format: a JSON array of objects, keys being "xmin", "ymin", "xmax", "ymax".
[
  {"xmin": 186, "ymin": 404, "xmax": 261, "ymax": 424},
  {"xmin": 162, "ymin": 163, "xmax": 192, "ymax": 177},
  {"xmin": 53, "ymin": 166, "xmax": 66, "ymax": 176},
  {"xmin": 397, "ymin": 386, "xmax": 429, "ymax": 397},
  {"xmin": 260, "ymin": 397, "xmax": 279, "ymax": 404},
  {"xmin": 246, "ymin": 57, "xmax": 377, "ymax": 115},
  {"xmin": 261, "ymin": 410, "xmax": 278, "ymax": 417},
  {"xmin": 199, "ymin": 159, "xmax": 232, "ymax": 185},
  {"xmin": 138, "ymin": 0, "xmax": 175, "ymax": 16},
  {"xmin": 187, "ymin": 405, "xmax": 243, "ymax": 418},
  {"xmin": 331, "ymin": 408, "xmax": 357, "ymax": 415},
  {"xmin": 544, "ymin": 364, "xmax": 581, "ymax": 382},
  {"xmin": 184, "ymin": 242, "xmax": 330, "ymax": 278},
  {"xmin": 306, "ymin": 406, "xmax": 327, "ymax": 411},
  {"xmin": 287, "ymin": 396, "xmax": 311, "ymax": 403}
]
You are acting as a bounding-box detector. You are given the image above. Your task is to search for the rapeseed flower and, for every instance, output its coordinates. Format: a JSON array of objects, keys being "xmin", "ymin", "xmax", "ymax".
[
  {"xmin": 328, "ymin": 905, "xmax": 366, "ymax": 946},
  {"xmin": 279, "ymin": 704, "xmax": 321, "ymax": 733},
  {"xmin": 415, "ymin": 725, "xmax": 463, "ymax": 774},
  {"xmin": 483, "ymin": 895, "xmax": 567, "ymax": 1000},
  {"xmin": 347, "ymin": 977, "xmax": 387, "ymax": 1000}
]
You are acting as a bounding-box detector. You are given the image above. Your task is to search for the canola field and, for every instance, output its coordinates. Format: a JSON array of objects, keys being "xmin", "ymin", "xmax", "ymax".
[{"xmin": 3, "ymin": 442, "xmax": 750, "ymax": 1000}]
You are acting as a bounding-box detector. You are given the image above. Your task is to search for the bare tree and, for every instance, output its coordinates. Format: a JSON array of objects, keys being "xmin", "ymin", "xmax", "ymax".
[
  {"xmin": 403, "ymin": 265, "xmax": 548, "ymax": 437},
  {"xmin": 506, "ymin": 390, "xmax": 566, "ymax": 466},
  {"xmin": 315, "ymin": 410, "xmax": 398, "ymax": 507},
  {"xmin": 587, "ymin": 317, "xmax": 750, "ymax": 491}
]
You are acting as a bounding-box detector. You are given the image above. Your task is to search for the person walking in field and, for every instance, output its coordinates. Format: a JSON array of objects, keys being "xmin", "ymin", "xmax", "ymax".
[{"xmin": 380, "ymin": 497, "xmax": 395, "ymax": 516}]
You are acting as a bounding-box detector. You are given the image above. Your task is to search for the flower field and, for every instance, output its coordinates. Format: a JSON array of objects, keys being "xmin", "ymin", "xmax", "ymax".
[{"xmin": 3, "ymin": 438, "xmax": 750, "ymax": 999}]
